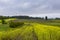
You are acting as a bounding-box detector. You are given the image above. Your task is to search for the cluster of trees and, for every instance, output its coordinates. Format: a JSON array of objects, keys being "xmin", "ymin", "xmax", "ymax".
[
  {"xmin": 11, "ymin": 16, "xmax": 44, "ymax": 19},
  {"xmin": 0, "ymin": 16, "xmax": 44, "ymax": 19},
  {"xmin": 55, "ymin": 18, "xmax": 60, "ymax": 20},
  {"xmin": 0, "ymin": 15, "xmax": 60, "ymax": 21},
  {"xmin": 0, "ymin": 16, "xmax": 10, "ymax": 19}
]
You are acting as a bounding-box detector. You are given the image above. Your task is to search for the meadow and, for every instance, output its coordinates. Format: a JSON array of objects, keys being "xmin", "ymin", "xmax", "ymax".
[{"xmin": 0, "ymin": 19, "xmax": 60, "ymax": 40}]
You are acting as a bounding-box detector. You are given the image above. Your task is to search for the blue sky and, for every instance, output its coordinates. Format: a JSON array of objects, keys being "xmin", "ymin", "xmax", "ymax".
[{"xmin": 0, "ymin": 0, "xmax": 60, "ymax": 18}]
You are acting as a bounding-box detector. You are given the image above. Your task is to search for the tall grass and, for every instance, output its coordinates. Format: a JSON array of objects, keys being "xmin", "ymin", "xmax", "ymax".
[
  {"xmin": 0, "ymin": 22, "xmax": 60, "ymax": 40},
  {"xmin": 34, "ymin": 23, "xmax": 60, "ymax": 40}
]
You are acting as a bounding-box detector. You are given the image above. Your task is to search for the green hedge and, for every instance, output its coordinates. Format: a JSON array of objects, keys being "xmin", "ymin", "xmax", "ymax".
[{"xmin": 9, "ymin": 21, "xmax": 24, "ymax": 28}]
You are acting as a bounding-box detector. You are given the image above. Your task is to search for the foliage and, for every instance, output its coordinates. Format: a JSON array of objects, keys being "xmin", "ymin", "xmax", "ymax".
[
  {"xmin": 1, "ymin": 19, "xmax": 6, "ymax": 24},
  {"xmin": 9, "ymin": 20, "xmax": 24, "ymax": 28},
  {"xmin": 45, "ymin": 16, "xmax": 48, "ymax": 20},
  {"xmin": 0, "ymin": 23, "xmax": 60, "ymax": 40},
  {"xmin": 0, "ymin": 19, "xmax": 60, "ymax": 40},
  {"xmin": 34, "ymin": 23, "xmax": 60, "ymax": 40},
  {"xmin": 1, "ymin": 16, "xmax": 6, "ymax": 24}
]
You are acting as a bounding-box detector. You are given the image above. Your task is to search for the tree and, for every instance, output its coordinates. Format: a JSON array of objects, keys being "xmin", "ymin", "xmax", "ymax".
[
  {"xmin": 45, "ymin": 16, "xmax": 48, "ymax": 20},
  {"xmin": 1, "ymin": 16, "xmax": 5, "ymax": 24}
]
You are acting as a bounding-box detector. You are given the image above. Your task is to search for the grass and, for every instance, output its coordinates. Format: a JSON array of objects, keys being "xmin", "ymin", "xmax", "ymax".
[
  {"xmin": 17, "ymin": 19, "xmax": 60, "ymax": 27},
  {"xmin": 33, "ymin": 23, "xmax": 60, "ymax": 40},
  {"xmin": 0, "ymin": 24, "xmax": 9, "ymax": 31},
  {"xmin": 0, "ymin": 18, "xmax": 16, "ymax": 23},
  {"xmin": 0, "ymin": 24, "xmax": 15, "ymax": 32},
  {"xmin": 0, "ymin": 22, "xmax": 60, "ymax": 40},
  {"xmin": 0, "ymin": 19, "xmax": 60, "ymax": 40}
]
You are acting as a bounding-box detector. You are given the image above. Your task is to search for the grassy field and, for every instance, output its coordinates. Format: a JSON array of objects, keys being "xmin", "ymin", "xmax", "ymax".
[{"xmin": 0, "ymin": 19, "xmax": 60, "ymax": 40}]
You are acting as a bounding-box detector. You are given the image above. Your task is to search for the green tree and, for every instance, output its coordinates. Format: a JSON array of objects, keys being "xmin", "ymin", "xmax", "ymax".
[
  {"xmin": 45, "ymin": 16, "xmax": 48, "ymax": 20},
  {"xmin": 1, "ymin": 16, "xmax": 5, "ymax": 24}
]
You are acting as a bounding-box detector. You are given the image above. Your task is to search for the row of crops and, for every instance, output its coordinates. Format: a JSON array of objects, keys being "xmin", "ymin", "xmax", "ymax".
[
  {"xmin": 33, "ymin": 23, "xmax": 60, "ymax": 40},
  {"xmin": 0, "ymin": 22, "xmax": 60, "ymax": 40},
  {"xmin": 0, "ymin": 24, "xmax": 33, "ymax": 40}
]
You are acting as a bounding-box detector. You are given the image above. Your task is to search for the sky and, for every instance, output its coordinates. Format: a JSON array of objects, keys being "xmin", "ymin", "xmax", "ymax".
[{"xmin": 0, "ymin": 0, "xmax": 60, "ymax": 18}]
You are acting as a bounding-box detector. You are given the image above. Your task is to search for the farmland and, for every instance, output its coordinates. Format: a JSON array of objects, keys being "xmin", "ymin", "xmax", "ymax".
[{"xmin": 0, "ymin": 19, "xmax": 60, "ymax": 40}]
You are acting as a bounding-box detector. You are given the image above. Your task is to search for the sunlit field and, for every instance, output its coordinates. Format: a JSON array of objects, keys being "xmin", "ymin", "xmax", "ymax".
[{"xmin": 0, "ymin": 19, "xmax": 60, "ymax": 40}]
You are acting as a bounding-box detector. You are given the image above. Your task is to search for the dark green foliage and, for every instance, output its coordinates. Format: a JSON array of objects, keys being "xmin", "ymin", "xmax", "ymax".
[
  {"xmin": 9, "ymin": 20, "xmax": 24, "ymax": 28},
  {"xmin": 45, "ymin": 16, "xmax": 48, "ymax": 20},
  {"xmin": 1, "ymin": 16, "xmax": 6, "ymax": 24},
  {"xmin": 1, "ymin": 19, "xmax": 5, "ymax": 24}
]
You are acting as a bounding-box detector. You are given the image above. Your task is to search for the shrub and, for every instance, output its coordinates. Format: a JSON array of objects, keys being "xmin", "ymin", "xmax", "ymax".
[
  {"xmin": 1, "ymin": 19, "xmax": 4, "ymax": 24},
  {"xmin": 1, "ymin": 19, "xmax": 6, "ymax": 24},
  {"xmin": 9, "ymin": 20, "xmax": 24, "ymax": 28},
  {"xmin": 1, "ymin": 16, "xmax": 6, "ymax": 24}
]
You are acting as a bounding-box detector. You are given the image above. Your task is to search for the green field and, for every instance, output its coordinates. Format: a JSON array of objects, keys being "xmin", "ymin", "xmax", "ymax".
[{"xmin": 0, "ymin": 19, "xmax": 60, "ymax": 40}]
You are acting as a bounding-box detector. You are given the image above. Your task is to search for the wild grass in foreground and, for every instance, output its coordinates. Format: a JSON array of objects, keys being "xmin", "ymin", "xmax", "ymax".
[{"xmin": 0, "ymin": 22, "xmax": 60, "ymax": 40}]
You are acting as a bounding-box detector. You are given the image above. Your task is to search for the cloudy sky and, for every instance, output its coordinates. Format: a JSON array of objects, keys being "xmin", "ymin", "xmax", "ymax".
[{"xmin": 0, "ymin": 0, "xmax": 60, "ymax": 18}]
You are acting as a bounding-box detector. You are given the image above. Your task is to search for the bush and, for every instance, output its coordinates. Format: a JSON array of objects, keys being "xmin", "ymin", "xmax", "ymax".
[
  {"xmin": 1, "ymin": 16, "xmax": 6, "ymax": 24},
  {"xmin": 1, "ymin": 19, "xmax": 4, "ymax": 24},
  {"xmin": 9, "ymin": 20, "xmax": 24, "ymax": 28}
]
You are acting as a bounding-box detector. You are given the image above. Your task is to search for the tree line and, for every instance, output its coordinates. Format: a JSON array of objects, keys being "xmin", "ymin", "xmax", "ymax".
[{"xmin": 0, "ymin": 15, "xmax": 60, "ymax": 20}]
